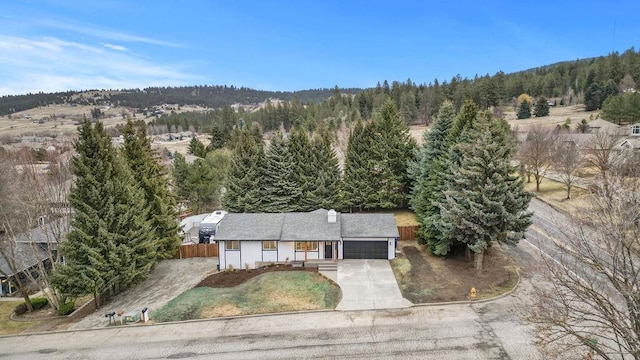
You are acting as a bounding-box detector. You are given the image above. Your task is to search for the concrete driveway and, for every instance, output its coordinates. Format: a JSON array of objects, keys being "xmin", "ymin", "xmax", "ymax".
[{"xmin": 336, "ymin": 259, "xmax": 412, "ymax": 311}]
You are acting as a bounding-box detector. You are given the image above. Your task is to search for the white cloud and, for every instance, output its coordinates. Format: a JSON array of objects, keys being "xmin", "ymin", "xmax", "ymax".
[
  {"xmin": 0, "ymin": 35, "xmax": 196, "ymax": 95},
  {"xmin": 103, "ymin": 43, "xmax": 128, "ymax": 51},
  {"xmin": 38, "ymin": 19, "xmax": 184, "ymax": 48}
]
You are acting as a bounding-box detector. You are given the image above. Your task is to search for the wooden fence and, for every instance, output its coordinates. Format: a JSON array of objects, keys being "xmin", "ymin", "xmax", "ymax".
[
  {"xmin": 174, "ymin": 243, "xmax": 219, "ymax": 259},
  {"xmin": 397, "ymin": 225, "xmax": 419, "ymax": 241}
]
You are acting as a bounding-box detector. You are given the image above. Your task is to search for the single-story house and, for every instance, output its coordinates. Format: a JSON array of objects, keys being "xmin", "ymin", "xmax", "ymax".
[{"xmin": 214, "ymin": 209, "xmax": 399, "ymax": 270}]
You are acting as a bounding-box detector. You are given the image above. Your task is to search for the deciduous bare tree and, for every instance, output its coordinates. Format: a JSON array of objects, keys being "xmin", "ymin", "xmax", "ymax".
[
  {"xmin": 552, "ymin": 140, "xmax": 583, "ymax": 199},
  {"xmin": 585, "ymin": 128, "xmax": 626, "ymax": 181},
  {"xmin": 527, "ymin": 176, "xmax": 640, "ymax": 359},
  {"xmin": 0, "ymin": 150, "xmax": 71, "ymax": 310},
  {"xmin": 517, "ymin": 125, "xmax": 558, "ymax": 192}
]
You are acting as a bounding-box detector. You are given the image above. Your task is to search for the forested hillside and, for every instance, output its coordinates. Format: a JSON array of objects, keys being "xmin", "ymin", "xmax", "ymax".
[
  {"xmin": 0, "ymin": 86, "xmax": 363, "ymax": 116},
  {"xmin": 4, "ymin": 47, "xmax": 640, "ymax": 131}
]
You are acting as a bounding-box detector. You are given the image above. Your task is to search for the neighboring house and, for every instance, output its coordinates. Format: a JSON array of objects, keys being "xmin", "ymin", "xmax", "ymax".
[
  {"xmin": 0, "ymin": 217, "xmax": 69, "ymax": 297},
  {"xmin": 214, "ymin": 209, "xmax": 399, "ymax": 270},
  {"xmin": 0, "ymin": 243, "xmax": 50, "ymax": 296}
]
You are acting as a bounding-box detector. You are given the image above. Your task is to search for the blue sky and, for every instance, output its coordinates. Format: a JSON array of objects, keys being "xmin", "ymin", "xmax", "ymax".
[{"xmin": 1, "ymin": 1, "xmax": 639, "ymax": 95}]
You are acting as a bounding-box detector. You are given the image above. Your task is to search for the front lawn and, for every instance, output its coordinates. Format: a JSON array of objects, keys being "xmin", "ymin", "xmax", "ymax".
[
  {"xmin": 391, "ymin": 241, "xmax": 518, "ymax": 303},
  {"xmin": 524, "ymin": 178, "xmax": 589, "ymax": 213},
  {"xmin": 0, "ymin": 301, "xmax": 43, "ymax": 335},
  {"xmin": 152, "ymin": 271, "xmax": 341, "ymax": 322}
]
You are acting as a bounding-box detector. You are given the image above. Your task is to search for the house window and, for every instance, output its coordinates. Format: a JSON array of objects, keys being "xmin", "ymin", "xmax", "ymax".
[
  {"xmin": 295, "ymin": 241, "xmax": 318, "ymax": 251},
  {"xmin": 226, "ymin": 240, "xmax": 240, "ymax": 250},
  {"xmin": 262, "ymin": 241, "xmax": 277, "ymax": 250},
  {"xmin": 633, "ymin": 125, "xmax": 640, "ymax": 135}
]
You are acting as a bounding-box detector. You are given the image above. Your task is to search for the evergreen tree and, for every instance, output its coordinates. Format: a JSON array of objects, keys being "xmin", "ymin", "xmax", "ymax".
[
  {"xmin": 366, "ymin": 100, "xmax": 416, "ymax": 208},
  {"xmin": 222, "ymin": 129, "xmax": 263, "ymax": 212},
  {"xmin": 437, "ymin": 128, "xmax": 532, "ymax": 270},
  {"xmin": 307, "ymin": 133, "xmax": 341, "ymax": 210},
  {"xmin": 188, "ymin": 137, "xmax": 207, "ymax": 158},
  {"xmin": 259, "ymin": 132, "xmax": 301, "ymax": 212},
  {"xmin": 517, "ymin": 99, "xmax": 532, "ymax": 119},
  {"xmin": 122, "ymin": 120, "xmax": 181, "ymax": 259},
  {"xmin": 208, "ymin": 125, "xmax": 229, "ymax": 151},
  {"xmin": 410, "ymin": 101, "xmax": 456, "ymax": 245},
  {"xmin": 172, "ymin": 151, "xmax": 230, "ymax": 213},
  {"xmin": 534, "ymin": 96, "xmax": 550, "ymax": 117},
  {"xmin": 341, "ymin": 119, "xmax": 369, "ymax": 211},
  {"xmin": 52, "ymin": 121, "xmax": 153, "ymax": 308},
  {"xmin": 288, "ymin": 128, "xmax": 315, "ymax": 211},
  {"xmin": 420, "ymin": 100, "xmax": 478, "ymax": 252}
]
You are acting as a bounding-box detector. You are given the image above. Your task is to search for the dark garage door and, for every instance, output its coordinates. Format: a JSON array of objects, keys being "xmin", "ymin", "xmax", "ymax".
[{"xmin": 343, "ymin": 241, "xmax": 388, "ymax": 259}]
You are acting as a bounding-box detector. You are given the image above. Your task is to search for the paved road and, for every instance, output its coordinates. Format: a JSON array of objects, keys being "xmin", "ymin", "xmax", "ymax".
[{"xmin": 0, "ymin": 295, "xmax": 542, "ymax": 359}]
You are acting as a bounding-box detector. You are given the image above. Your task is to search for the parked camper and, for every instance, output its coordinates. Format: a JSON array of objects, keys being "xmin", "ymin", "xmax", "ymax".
[{"xmin": 198, "ymin": 210, "xmax": 227, "ymax": 243}]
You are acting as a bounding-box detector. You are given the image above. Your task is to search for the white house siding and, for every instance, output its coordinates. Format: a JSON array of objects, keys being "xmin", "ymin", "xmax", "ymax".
[
  {"xmin": 240, "ymin": 241, "xmax": 262, "ymax": 269},
  {"xmin": 339, "ymin": 237, "xmax": 396, "ymax": 260},
  {"xmin": 277, "ymin": 242, "xmax": 295, "ymax": 263},
  {"xmin": 218, "ymin": 241, "xmax": 226, "ymax": 269},
  {"xmin": 262, "ymin": 248, "xmax": 278, "ymax": 263}
]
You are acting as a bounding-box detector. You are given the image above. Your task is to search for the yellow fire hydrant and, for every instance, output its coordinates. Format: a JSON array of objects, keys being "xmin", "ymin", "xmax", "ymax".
[{"xmin": 470, "ymin": 287, "xmax": 477, "ymax": 299}]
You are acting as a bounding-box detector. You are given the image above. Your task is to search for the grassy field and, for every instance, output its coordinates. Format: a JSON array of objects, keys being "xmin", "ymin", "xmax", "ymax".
[
  {"xmin": 0, "ymin": 302, "xmax": 42, "ymax": 335},
  {"xmin": 523, "ymin": 177, "xmax": 589, "ymax": 213},
  {"xmin": 152, "ymin": 271, "xmax": 341, "ymax": 322}
]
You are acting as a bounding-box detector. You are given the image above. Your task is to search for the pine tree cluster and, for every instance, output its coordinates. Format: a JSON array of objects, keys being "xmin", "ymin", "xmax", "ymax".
[
  {"xmin": 52, "ymin": 120, "xmax": 180, "ymax": 306},
  {"xmin": 222, "ymin": 100, "xmax": 416, "ymax": 213},
  {"xmin": 411, "ymin": 101, "xmax": 532, "ymax": 269}
]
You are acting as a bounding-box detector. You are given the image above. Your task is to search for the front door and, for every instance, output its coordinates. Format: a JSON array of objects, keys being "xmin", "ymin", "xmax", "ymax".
[{"xmin": 324, "ymin": 242, "xmax": 332, "ymax": 259}]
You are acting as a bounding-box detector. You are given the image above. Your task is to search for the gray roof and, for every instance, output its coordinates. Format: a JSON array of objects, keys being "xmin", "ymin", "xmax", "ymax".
[
  {"xmin": 215, "ymin": 213, "xmax": 283, "ymax": 241},
  {"xmin": 341, "ymin": 213, "xmax": 399, "ymax": 238},
  {"xmin": 14, "ymin": 217, "xmax": 69, "ymax": 244},
  {"xmin": 214, "ymin": 210, "xmax": 398, "ymax": 241},
  {"xmin": 281, "ymin": 212, "xmax": 341, "ymax": 241},
  {"xmin": 0, "ymin": 242, "xmax": 49, "ymax": 277}
]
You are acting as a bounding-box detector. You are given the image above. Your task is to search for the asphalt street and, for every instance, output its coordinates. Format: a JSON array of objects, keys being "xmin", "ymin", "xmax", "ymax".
[{"xmin": 0, "ymin": 298, "xmax": 542, "ymax": 359}]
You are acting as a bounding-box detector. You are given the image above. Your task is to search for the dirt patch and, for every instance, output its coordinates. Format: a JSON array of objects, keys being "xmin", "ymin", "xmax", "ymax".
[
  {"xmin": 393, "ymin": 242, "xmax": 517, "ymax": 303},
  {"xmin": 196, "ymin": 265, "xmax": 317, "ymax": 288}
]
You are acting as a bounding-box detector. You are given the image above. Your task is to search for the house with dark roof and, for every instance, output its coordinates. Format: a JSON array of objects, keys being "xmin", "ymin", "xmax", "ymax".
[
  {"xmin": 214, "ymin": 209, "xmax": 399, "ymax": 270},
  {"xmin": 1, "ymin": 218, "xmax": 68, "ymax": 296}
]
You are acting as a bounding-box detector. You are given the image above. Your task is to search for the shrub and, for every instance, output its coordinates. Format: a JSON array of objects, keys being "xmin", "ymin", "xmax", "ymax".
[
  {"xmin": 13, "ymin": 303, "xmax": 28, "ymax": 315},
  {"xmin": 31, "ymin": 297, "xmax": 48, "ymax": 310},
  {"xmin": 13, "ymin": 297, "xmax": 48, "ymax": 314},
  {"xmin": 56, "ymin": 300, "xmax": 75, "ymax": 316}
]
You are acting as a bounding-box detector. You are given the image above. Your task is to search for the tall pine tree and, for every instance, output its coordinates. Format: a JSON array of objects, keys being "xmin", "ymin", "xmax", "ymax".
[
  {"xmin": 341, "ymin": 119, "xmax": 370, "ymax": 212},
  {"xmin": 259, "ymin": 132, "xmax": 301, "ymax": 212},
  {"xmin": 121, "ymin": 120, "xmax": 181, "ymax": 259},
  {"xmin": 366, "ymin": 100, "xmax": 416, "ymax": 208},
  {"xmin": 437, "ymin": 127, "xmax": 532, "ymax": 270},
  {"xmin": 52, "ymin": 121, "xmax": 153, "ymax": 307},
  {"xmin": 410, "ymin": 101, "xmax": 456, "ymax": 245},
  {"xmin": 222, "ymin": 129, "xmax": 263, "ymax": 212}
]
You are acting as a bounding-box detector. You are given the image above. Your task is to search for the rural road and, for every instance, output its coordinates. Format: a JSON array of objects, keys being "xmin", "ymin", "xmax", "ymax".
[{"xmin": 0, "ymin": 198, "xmax": 584, "ymax": 359}]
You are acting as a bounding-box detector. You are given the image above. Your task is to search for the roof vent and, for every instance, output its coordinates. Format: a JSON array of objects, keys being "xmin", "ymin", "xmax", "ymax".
[{"xmin": 328, "ymin": 209, "xmax": 337, "ymax": 223}]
